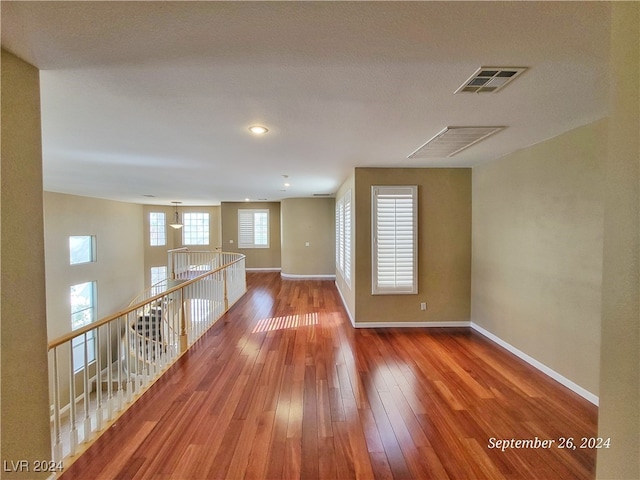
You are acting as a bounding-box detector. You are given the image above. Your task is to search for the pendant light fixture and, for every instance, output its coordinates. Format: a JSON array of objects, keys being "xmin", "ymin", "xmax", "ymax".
[{"xmin": 169, "ymin": 201, "xmax": 183, "ymax": 229}]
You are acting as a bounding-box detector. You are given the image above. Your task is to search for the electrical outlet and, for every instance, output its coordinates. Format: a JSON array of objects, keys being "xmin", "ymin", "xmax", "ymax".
[
  {"xmin": 305, "ymin": 241, "xmax": 310, "ymax": 247},
  {"xmin": 420, "ymin": 302, "xmax": 427, "ymax": 311}
]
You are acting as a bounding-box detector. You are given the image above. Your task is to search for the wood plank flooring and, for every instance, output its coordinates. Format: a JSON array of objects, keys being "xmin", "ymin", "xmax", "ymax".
[{"xmin": 59, "ymin": 272, "xmax": 598, "ymax": 479}]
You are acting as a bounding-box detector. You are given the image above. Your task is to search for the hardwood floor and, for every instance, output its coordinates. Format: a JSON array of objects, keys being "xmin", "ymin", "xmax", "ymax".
[{"xmin": 59, "ymin": 272, "xmax": 598, "ymax": 479}]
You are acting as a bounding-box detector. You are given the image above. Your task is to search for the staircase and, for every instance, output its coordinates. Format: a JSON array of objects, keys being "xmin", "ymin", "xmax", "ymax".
[{"xmin": 47, "ymin": 250, "xmax": 246, "ymax": 462}]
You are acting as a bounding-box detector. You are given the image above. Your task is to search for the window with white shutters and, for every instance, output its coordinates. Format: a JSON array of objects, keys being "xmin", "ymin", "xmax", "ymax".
[
  {"xmin": 238, "ymin": 209, "xmax": 270, "ymax": 248},
  {"xmin": 335, "ymin": 190, "xmax": 352, "ymax": 287},
  {"xmin": 338, "ymin": 200, "xmax": 345, "ymax": 271},
  {"xmin": 372, "ymin": 186, "xmax": 417, "ymax": 295},
  {"xmin": 344, "ymin": 191, "xmax": 352, "ymax": 285}
]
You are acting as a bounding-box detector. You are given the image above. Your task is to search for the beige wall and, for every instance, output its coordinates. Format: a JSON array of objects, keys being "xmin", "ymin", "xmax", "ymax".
[
  {"xmin": 142, "ymin": 204, "xmax": 221, "ymax": 288},
  {"xmin": 221, "ymin": 202, "xmax": 281, "ymax": 269},
  {"xmin": 335, "ymin": 172, "xmax": 356, "ymax": 322},
  {"xmin": 1, "ymin": 50, "xmax": 52, "ymax": 478},
  {"xmin": 281, "ymin": 197, "xmax": 335, "ymax": 277},
  {"xmin": 43, "ymin": 192, "xmax": 145, "ymax": 340},
  {"xmin": 354, "ymin": 168, "xmax": 471, "ymax": 325},
  {"xmin": 471, "ymin": 120, "xmax": 606, "ymax": 396},
  {"xmin": 597, "ymin": 3, "xmax": 639, "ymax": 478}
]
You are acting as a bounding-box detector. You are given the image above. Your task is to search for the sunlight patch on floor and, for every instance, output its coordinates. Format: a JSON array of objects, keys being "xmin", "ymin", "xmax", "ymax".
[{"xmin": 252, "ymin": 313, "xmax": 319, "ymax": 333}]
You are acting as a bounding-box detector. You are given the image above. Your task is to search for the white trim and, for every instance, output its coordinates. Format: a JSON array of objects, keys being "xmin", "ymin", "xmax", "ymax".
[
  {"xmin": 471, "ymin": 322, "xmax": 599, "ymax": 406},
  {"xmin": 354, "ymin": 321, "xmax": 471, "ymax": 329},
  {"xmin": 245, "ymin": 267, "xmax": 281, "ymax": 272},
  {"xmin": 281, "ymin": 273, "xmax": 336, "ymax": 280},
  {"xmin": 334, "ymin": 281, "xmax": 356, "ymax": 327}
]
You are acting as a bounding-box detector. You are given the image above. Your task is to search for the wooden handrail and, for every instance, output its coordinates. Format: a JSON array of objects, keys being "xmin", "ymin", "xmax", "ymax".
[
  {"xmin": 166, "ymin": 247, "xmax": 189, "ymax": 253},
  {"xmin": 48, "ymin": 253, "xmax": 246, "ymax": 350}
]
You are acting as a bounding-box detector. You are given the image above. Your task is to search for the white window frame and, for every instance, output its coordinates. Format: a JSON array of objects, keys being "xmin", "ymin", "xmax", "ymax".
[
  {"xmin": 70, "ymin": 281, "xmax": 97, "ymax": 372},
  {"xmin": 371, "ymin": 185, "xmax": 418, "ymax": 295},
  {"xmin": 69, "ymin": 235, "xmax": 96, "ymax": 265},
  {"xmin": 149, "ymin": 212, "xmax": 166, "ymax": 246},
  {"xmin": 150, "ymin": 266, "xmax": 168, "ymax": 295},
  {"xmin": 238, "ymin": 209, "xmax": 270, "ymax": 249},
  {"xmin": 182, "ymin": 212, "xmax": 210, "ymax": 246},
  {"xmin": 335, "ymin": 190, "xmax": 352, "ymax": 287}
]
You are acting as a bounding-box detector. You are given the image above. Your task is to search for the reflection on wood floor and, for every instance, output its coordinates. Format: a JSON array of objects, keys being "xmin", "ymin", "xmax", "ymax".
[{"xmin": 60, "ymin": 272, "xmax": 597, "ymax": 480}]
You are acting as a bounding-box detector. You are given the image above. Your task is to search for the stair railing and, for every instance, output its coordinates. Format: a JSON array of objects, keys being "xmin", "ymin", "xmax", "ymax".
[{"xmin": 47, "ymin": 251, "xmax": 246, "ymax": 463}]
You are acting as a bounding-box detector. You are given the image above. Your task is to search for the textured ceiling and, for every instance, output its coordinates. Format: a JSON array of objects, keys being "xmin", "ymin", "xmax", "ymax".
[{"xmin": 1, "ymin": 1, "xmax": 611, "ymax": 205}]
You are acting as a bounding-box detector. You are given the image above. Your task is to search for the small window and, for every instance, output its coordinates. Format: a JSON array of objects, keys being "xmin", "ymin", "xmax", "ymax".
[
  {"xmin": 150, "ymin": 266, "xmax": 168, "ymax": 295},
  {"xmin": 183, "ymin": 212, "xmax": 209, "ymax": 245},
  {"xmin": 372, "ymin": 186, "xmax": 418, "ymax": 295},
  {"xmin": 238, "ymin": 209, "xmax": 270, "ymax": 248},
  {"xmin": 150, "ymin": 212, "xmax": 166, "ymax": 246},
  {"xmin": 69, "ymin": 235, "xmax": 96, "ymax": 265},
  {"xmin": 70, "ymin": 281, "xmax": 97, "ymax": 371}
]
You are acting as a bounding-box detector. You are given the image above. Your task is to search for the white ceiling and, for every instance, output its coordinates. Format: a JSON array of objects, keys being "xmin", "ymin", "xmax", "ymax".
[{"xmin": 1, "ymin": 1, "xmax": 611, "ymax": 205}]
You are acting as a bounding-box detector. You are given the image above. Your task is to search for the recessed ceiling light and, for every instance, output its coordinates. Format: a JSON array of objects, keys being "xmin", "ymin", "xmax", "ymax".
[
  {"xmin": 284, "ymin": 183, "xmax": 290, "ymax": 187},
  {"xmin": 249, "ymin": 125, "xmax": 268, "ymax": 135},
  {"xmin": 245, "ymin": 198, "xmax": 250, "ymax": 202}
]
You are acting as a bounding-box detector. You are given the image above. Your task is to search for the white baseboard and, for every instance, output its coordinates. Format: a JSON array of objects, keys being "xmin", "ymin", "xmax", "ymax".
[
  {"xmin": 334, "ymin": 281, "xmax": 356, "ymax": 327},
  {"xmin": 329, "ymin": 280, "xmax": 598, "ymax": 405},
  {"xmin": 354, "ymin": 321, "xmax": 471, "ymax": 329},
  {"xmin": 471, "ymin": 322, "xmax": 599, "ymax": 406},
  {"xmin": 246, "ymin": 267, "xmax": 281, "ymax": 272},
  {"xmin": 281, "ymin": 273, "xmax": 336, "ymax": 280}
]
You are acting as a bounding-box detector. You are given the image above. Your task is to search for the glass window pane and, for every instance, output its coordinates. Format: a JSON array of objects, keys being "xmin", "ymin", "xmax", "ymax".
[
  {"xmin": 150, "ymin": 266, "xmax": 167, "ymax": 295},
  {"xmin": 149, "ymin": 212, "xmax": 166, "ymax": 246},
  {"xmin": 72, "ymin": 333, "xmax": 96, "ymax": 372},
  {"xmin": 69, "ymin": 236, "xmax": 95, "ymax": 264},
  {"xmin": 254, "ymin": 212, "xmax": 268, "ymax": 245},
  {"xmin": 183, "ymin": 212, "xmax": 209, "ymax": 245},
  {"xmin": 70, "ymin": 281, "xmax": 97, "ymax": 371},
  {"xmin": 70, "ymin": 282, "xmax": 95, "ymax": 328}
]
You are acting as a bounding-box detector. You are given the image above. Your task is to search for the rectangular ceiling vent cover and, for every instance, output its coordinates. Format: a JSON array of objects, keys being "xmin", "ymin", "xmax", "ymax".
[
  {"xmin": 408, "ymin": 126, "xmax": 505, "ymax": 159},
  {"xmin": 455, "ymin": 66, "xmax": 527, "ymax": 94}
]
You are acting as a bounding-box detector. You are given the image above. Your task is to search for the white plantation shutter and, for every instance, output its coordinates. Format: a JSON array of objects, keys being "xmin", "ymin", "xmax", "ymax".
[
  {"xmin": 238, "ymin": 209, "xmax": 269, "ymax": 248},
  {"xmin": 238, "ymin": 210, "xmax": 254, "ymax": 246},
  {"xmin": 344, "ymin": 190, "xmax": 351, "ymax": 285},
  {"xmin": 336, "ymin": 202, "xmax": 341, "ymax": 267},
  {"xmin": 372, "ymin": 186, "xmax": 417, "ymax": 294},
  {"xmin": 338, "ymin": 200, "xmax": 345, "ymax": 272},
  {"xmin": 335, "ymin": 190, "xmax": 352, "ymax": 287}
]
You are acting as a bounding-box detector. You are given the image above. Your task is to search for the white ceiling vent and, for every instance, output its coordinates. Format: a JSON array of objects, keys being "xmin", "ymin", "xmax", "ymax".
[
  {"xmin": 455, "ymin": 67, "xmax": 527, "ymax": 94},
  {"xmin": 408, "ymin": 126, "xmax": 505, "ymax": 158}
]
